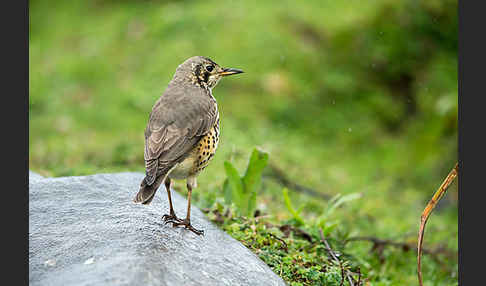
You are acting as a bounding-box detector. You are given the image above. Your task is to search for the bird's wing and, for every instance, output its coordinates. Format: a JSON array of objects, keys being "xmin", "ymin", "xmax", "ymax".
[{"xmin": 143, "ymin": 84, "xmax": 218, "ymax": 185}]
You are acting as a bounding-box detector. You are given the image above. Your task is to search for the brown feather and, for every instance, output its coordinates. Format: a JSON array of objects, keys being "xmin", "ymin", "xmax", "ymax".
[
  {"xmin": 143, "ymin": 82, "xmax": 218, "ymax": 183},
  {"xmin": 134, "ymin": 56, "xmax": 222, "ymax": 204},
  {"xmin": 133, "ymin": 174, "xmax": 165, "ymax": 204},
  {"xmin": 134, "ymin": 80, "xmax": 218, "ymax": 204}
]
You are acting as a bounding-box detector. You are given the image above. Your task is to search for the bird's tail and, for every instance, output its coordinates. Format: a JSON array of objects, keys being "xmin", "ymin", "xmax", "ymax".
[{"xmin": 133, "ymin": 173, "xmax": 166, "ymax": 205}]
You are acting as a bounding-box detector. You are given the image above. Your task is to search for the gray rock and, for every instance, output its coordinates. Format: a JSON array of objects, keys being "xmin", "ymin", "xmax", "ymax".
[
  {"xmin": 29, "ymin": 171, "xmax": 45, "ymax": 183},
  {"xmin": 29, "ymin": 172, "xmax": 286, "ymax": 286}
]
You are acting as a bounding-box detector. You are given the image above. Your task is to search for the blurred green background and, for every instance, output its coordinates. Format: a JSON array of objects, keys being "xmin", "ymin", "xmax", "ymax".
[{"xmin": 29, "ymin": 0, "xmax": 457, "ymax": 284}]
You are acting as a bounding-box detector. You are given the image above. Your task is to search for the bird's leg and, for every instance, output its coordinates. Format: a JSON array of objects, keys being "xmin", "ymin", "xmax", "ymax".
[
  {"xmin": 172, "ymin": 177, "xmax": 204, "ymax": 235},
  {"xmin": 162, "ymin": 178, "xmax": 182, "ymax": 224}
]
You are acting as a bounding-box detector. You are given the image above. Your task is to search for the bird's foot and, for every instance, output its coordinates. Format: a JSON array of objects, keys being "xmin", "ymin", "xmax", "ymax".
[
  {"xmin": 162, "ymin": 213, "xmax": 183, "ymax": 225},
  {"xmin": 172, "ymin": 219, "xmax": 204, "ymax": 236}
]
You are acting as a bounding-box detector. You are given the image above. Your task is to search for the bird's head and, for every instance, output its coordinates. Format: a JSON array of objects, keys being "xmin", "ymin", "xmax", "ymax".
[{"xmin": 175, "ymin": 56, "xmax": 244, "ymax": 89}]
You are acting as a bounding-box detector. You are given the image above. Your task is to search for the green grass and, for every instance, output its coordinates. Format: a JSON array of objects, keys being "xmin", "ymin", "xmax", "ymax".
[{"xmin": 30, "ymin": 0, "xmax": 457, "ymax": 284}]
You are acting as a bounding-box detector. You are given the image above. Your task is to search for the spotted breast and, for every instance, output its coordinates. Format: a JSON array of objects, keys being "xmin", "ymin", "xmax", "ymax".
[{"xmin": 167, "ymin": 120, "xmax": 220, "ymax": 180}]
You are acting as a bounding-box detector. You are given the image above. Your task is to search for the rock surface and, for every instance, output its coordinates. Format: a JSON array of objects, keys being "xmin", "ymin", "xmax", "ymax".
[
  {"xmin": 29, "ymin": 171, "xmax": 286, "ymax": 286},
  {"xmin": 29, "ymin": 170, "xmax": 45, "ymax": 183}
]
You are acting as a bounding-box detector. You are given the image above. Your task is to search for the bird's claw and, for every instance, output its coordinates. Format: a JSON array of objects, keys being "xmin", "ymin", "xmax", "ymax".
[
  {"xmin": 162, "ymin": 213, "xmax": 183, "ymax": 225},
  {"xmin": 172, "ymin": 219, "xmax": 205, "ymax": 236}
]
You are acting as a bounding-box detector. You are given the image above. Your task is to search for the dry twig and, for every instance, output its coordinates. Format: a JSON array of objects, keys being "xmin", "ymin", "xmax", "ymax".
[
  {"xmin": 417, "ymin": 162, "xmax": 458, "ymax": 286},
  {"xmin": 268, "ymin": 232, "xmax": 289, "ymax": 253},
  {"xmin": 279, "ymin": 224, "xmax": 313, "ymax": 242},
  {"xmin": 320, "ymin": 229, "xmax": 356, "ymax": 286},
  {"xmin": 264, "ymin": 163, "xmax": 331, "ymax": 200},
  {"xmin": 345, "ymin": 236, "xmax": 456, "ymax": 268}
]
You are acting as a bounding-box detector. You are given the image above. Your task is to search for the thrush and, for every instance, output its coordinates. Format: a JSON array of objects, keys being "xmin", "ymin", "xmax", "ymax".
[{"xmin": 133, "ymin": 56, "xmax": 243, "ymax": 235}]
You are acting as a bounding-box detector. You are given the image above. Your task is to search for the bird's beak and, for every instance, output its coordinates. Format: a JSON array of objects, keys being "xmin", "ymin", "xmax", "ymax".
[{"xmin": 219, "ymin": 68, "xmax": 244, "ymax": 77}]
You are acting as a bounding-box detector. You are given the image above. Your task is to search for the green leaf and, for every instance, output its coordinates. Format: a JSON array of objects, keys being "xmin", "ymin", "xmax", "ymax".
[
  {"xmin": 296, "ymin": 204, "xmax": 306, "ymax": 215},
  {"xmin": 242, "ymin": 148, "xmax": 268, "ymax": 216},
  {"xmin": 224, "ymin": 161, "xmax": 245, "ymax": 214},
  {"xmin": 320, "ymin": 221, "xmax": 338, "ymax": 237},
  {"xmin": 242, "ymin": 148, "xmax": 269, "ymax": 193},
  {"xmin": 223, "ymin": 178, "xmax": 232, "ymax": 205},
  {"xmin": 328, "ymin": 193, "xmax": 342, "ymax": 206},
  {"xmin": 282, "ymin": 188, "xmax": 305, "ymax": 226},
  {"xmin": 327, "ymin": 192, "xmax": 362, "ymax": 215},
  {"xmin": 247, "ymin": 189, "xmax": 257, "ymax": 217}
]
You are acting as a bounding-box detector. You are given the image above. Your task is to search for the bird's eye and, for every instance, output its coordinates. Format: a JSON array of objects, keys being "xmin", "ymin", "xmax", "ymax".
[{"xmin": 205, "ymin": 65, "xmax": 214, "ymax": 72}]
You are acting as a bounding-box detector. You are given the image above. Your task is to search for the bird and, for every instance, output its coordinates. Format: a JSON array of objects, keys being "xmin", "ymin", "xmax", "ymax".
[{"xmin": 133, "ymin": 56, "xmax": 243, "ymax": 235}]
